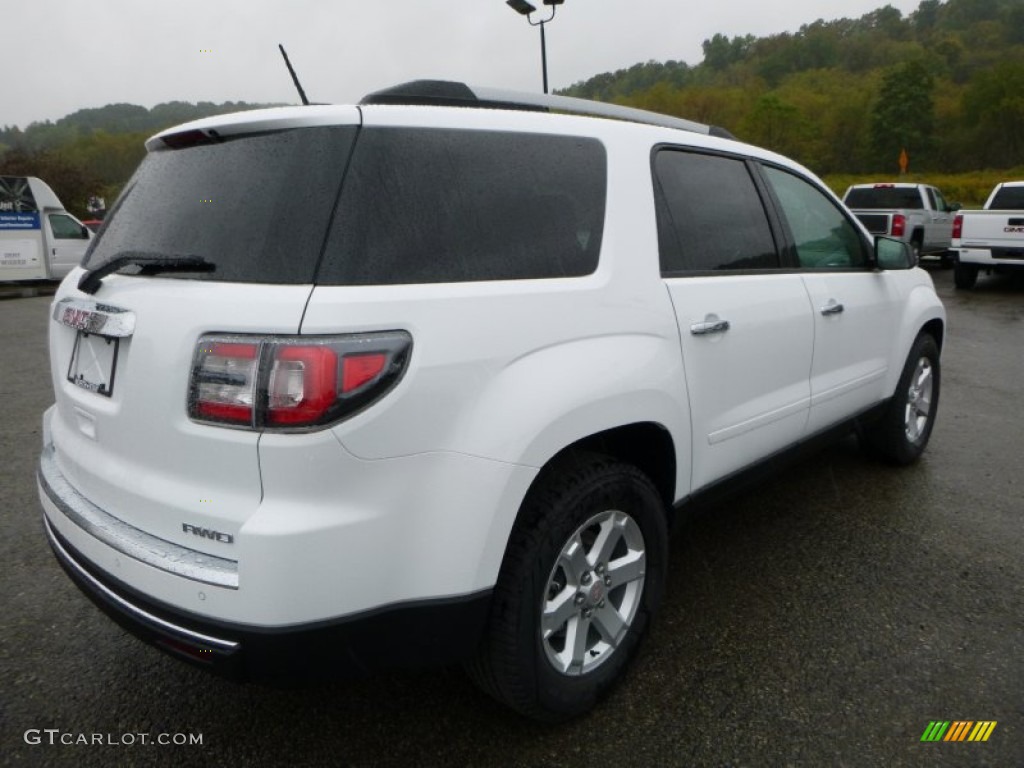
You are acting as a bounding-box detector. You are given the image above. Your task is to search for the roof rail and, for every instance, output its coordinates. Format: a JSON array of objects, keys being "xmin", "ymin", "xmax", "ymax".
[{"xmin": 360, "ymin": 80, "xmax": 736, "ymax": 140}]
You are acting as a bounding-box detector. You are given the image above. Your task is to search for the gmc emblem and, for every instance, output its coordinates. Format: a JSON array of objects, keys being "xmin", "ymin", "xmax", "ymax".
[{"xmin": 182, "ymin": 523, "xmax": 234, "ymax": 544}]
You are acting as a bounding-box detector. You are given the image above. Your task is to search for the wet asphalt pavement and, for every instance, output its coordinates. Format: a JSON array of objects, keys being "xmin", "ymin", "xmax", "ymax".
[{"xmin": 1, "ymin": 265, "xmax": 1021, "ymax": 767}]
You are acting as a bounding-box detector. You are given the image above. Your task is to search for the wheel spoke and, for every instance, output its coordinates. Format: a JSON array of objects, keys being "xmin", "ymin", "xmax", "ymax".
[
  {"xmin": 542, "ymin": 588, "xmax": 578, "ymax": 637},
  {"xmin": 915, "ymin": 363, "xmax": 932, "ymax": 391},
  {"xmin": 558, "ymin": 534, "xmax": 589, "ymax": 582},
  {"xmin": 916, "ymin": 394, "xmax": 931, "ymax": 416},
  {"xmin": 592, "ymin": 602, "xmax": 626, "ymax": 647},
  {"xmin": 566, "ymin": 614, "xmax": 591, "ymax": 672},
  {"xmin": 590, "ymin": 515, "xmax": 620, "ymax": 566},
  {"xmin": 606, "ymin": 550, "xmax": 645, "ymax": 588}
]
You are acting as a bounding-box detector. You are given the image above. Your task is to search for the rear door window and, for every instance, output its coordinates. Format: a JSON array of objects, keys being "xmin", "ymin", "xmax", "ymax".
[
  {"xmin": 317, "ymin": 128, "xmax": 606, "ymax": 285},
  {"xmin": 653, "ymin": 150, "xmax": 779, "ymax": 274}
]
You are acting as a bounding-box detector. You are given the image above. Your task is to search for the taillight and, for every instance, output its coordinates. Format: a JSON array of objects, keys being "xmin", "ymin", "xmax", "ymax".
[
  {"xmin": 267, "ymin": 346, "xmax": 338, "ymax": 426},
  {"xmin": 189, "ymin": 332, "xmax": 411, "ymax": 430},
  {"xmin": 891, "ymin": 214, "xmax": 906, "ymax": 238},
  {"xmin": 193, "ymin": 341, "xmax": 259, "ymax": 426},
  {"xmin": 952, "ymin": 214, "xmax": 963, "ymax": 240}
]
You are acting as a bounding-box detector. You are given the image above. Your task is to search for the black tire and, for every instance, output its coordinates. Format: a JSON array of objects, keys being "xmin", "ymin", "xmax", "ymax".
[
  {"xmin": 909, "ymin": 237, "xmax": 922, "ymax": 266},
  {"xmin": 467, "ymin": 452, "xmax": 668, "ymax": 722},
  {"xmin": 940, "ymin": 250, "xmax": 954, "ymax": 269},
  {"xmin": 861, "ymin": 334, "xmax": 940, "ymax": 465},
  {"xmin": 954, "ymin": 262, "xmax": 978, "ymax": 289}
]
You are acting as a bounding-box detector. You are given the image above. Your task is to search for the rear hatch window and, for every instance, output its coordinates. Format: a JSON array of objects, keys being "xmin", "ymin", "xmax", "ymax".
[{"xmin": 83, "ymin": 126, "xmax": 357, "ymax": 284}]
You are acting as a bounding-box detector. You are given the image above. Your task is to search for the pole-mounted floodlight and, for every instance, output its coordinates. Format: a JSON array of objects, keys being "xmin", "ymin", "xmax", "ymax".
[
  {"xmin": 505, "ymin": 0, "xmax": 565, "ymax": 94},
  {"xmin": 507, "ymin": 0, "xmax": 536, "ymax": 14}
]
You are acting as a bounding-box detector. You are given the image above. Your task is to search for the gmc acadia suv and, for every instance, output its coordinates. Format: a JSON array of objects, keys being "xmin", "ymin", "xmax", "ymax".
[{"xmin": 37, "ymin": 81, "xmax": 945, "ymax": 721}]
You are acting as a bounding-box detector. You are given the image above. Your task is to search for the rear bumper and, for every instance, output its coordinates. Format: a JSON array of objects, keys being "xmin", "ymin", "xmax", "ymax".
[
  {"xmin": 956, "ymin": 247, "xmax": 1024, "ymax": 267},
  {"xmin": 43, "ymin": 513, "xmax": 491, "ymax": 680}
]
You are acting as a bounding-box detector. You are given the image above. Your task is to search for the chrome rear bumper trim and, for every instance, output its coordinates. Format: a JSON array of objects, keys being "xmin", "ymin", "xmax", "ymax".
[
  {"xmin": 43, "ymin": 516, "xmax": 239, "ymax": 652},
  {"xmin": 38, "ymin": 444, "xmax": 239, "ymax": 589}
]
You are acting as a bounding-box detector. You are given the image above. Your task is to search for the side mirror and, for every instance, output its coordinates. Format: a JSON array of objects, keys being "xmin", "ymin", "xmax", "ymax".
[
  {"xmin": 875, "ymin": 236, "xmax": 914, "ymax": 270},
  {"xmin": 80, "ymin": 225, "xmax": 90, "ymax": 238},
  {"xmin": 949, "ymin": 202, "xmax": 962, "ymax": 212}
]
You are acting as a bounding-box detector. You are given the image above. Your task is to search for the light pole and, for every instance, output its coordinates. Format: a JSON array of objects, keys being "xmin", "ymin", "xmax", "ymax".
[{"xmin": 506, "ymin": 0, "xmax": 564, "ymax": 94}]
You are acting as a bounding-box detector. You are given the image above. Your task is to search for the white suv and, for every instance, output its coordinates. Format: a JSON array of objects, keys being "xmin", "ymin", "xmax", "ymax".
[{"xmin": 37, "ymin": 81, "xmax": 945, "ymax": 721}]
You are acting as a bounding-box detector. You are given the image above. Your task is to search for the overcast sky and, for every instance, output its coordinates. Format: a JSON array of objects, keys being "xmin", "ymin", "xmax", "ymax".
[{"xmin": 4, "ymin": 0, "xmax": 925, "ymax": 130}]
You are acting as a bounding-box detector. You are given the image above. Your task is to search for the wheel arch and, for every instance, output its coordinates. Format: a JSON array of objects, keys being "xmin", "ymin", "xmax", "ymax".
[
  {"xmin": 546, "ymin": 422, "xmax": 677, "ymax": 512},
  {"xmin": 885, "ymin": 284, "xmax": 945, "ymax": 396},
  {"xmin": 920, "ymin": 317, "xmax": 944, "ymax": 353},
  {"xmin": 477, "ymin": 419, "xmax": 680, "ymax": 589}
]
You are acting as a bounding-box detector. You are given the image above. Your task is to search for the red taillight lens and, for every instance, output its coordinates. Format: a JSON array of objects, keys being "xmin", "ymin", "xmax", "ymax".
[
  {"xmin": 952, "ymin": 214, "xmax": 963, "ymax": 240},
  {"xmin": 891, "ymin": 214, "xmax": 906, "ymax": 238},
  {"xmin": 267, "ymin": 346, "xmax": 338, "ymax": 425},
  {"xmin": 190, "ymin": 332, "xmax": 411, "ymax": 430},
  {"xmin": 341, "ymin": 353, "xmax": 387, "ymax": 394},
  {"xmin": 193, "ymin": 341, "xmax": 259, "ymax": 425}
]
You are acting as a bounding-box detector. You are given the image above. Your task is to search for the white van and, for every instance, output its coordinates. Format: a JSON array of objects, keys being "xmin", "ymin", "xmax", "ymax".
[{"xmin": 0, "ymin": 176, "xmax": 93, "ymax": 282}]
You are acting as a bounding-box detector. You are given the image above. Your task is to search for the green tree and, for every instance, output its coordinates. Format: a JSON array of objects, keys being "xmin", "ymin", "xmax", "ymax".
[
  {"xmin": 740, "ymin": 94, "xmax": 804, "ymax": 157},
  {"xmin": 870, "ymin": 60, "xmax": 935, "ymax": 171},
  {"xmin": 960, "ymin": 62, "xmax": 1024, "ymax": 167}
]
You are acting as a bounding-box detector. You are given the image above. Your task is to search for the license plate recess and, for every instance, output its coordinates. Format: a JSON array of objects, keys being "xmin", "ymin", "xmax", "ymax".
[{"xmin": 67, "ymin": 331, "xmax": 120, "ymax": 397}]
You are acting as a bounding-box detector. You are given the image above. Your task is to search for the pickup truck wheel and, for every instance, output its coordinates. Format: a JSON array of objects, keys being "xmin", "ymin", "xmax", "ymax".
[
  {"xmin": 909, "ymin": 238, "xmax": 922, "ymax": 265},
  {"xmin": 954, "ymin": 262, "xmax": 978, "ymax": 289},
  {"xmin": 467, "ymin": 454, "xmax": 668, "ymax": 722},
  {"xmin": 861, "ymin": 334, "xmax": 940, "ymax": 465}
]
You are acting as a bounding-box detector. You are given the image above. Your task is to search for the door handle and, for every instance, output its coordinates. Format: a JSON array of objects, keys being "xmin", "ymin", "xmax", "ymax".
[
  {"xmin": 690, "ymin": 319, "xmax": 730, "ymax": 335},
  {"xmin": 820, "ymin": 301, "xmax": 844, "ymax": 316}
]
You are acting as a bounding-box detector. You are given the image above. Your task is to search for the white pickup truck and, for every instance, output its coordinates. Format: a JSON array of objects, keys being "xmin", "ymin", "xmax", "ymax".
[
  {"xmin": 843, "ymin": 183, "xmax": 960, "ymax": 263},
  {"xmin": 951, "ymin": 181, "xmax": 1024, "ymax": 289}
]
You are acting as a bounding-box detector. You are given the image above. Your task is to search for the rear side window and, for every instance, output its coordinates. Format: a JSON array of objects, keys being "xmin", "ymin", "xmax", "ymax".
[
  {"xmin": 989, "ymin": 186, "xmax": 1024, "ymax": 210},
  {"xmin": 317, "ymin": 128, "xmax": 605, "ymax": 285},
  {"xmin": 843, "ymin": 187, "xmax": 923, "ymax": 209},
  {"xmin": 653, "ymin": 150, "xmax": 778, "ymax": 274},
  {"xmin": 83, "ymin": 126, "xmax": 357, "ymax": 284}
]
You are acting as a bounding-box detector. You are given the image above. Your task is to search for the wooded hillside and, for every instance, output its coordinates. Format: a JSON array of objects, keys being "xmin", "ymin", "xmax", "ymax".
[{"xmin": 562, "ymin": 0, "xmax": 1024, "ymax": 175}]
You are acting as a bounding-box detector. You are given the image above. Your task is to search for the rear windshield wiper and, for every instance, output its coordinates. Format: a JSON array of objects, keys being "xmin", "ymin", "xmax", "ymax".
[{"xmin": 79, "ymin": 253, "xmax": 215, "ymax": 295}]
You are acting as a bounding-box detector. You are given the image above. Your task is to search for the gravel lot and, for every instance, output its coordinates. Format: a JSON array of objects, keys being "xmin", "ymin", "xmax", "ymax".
[{"xmin": 1, "ymin": 266, "xmax": 1021, "ymax": 767}]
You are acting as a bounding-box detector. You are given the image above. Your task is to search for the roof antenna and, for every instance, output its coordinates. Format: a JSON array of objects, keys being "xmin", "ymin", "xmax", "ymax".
[{"xmin": 278, "ymin": 44, "xmax": 310, "ymax": 106}]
